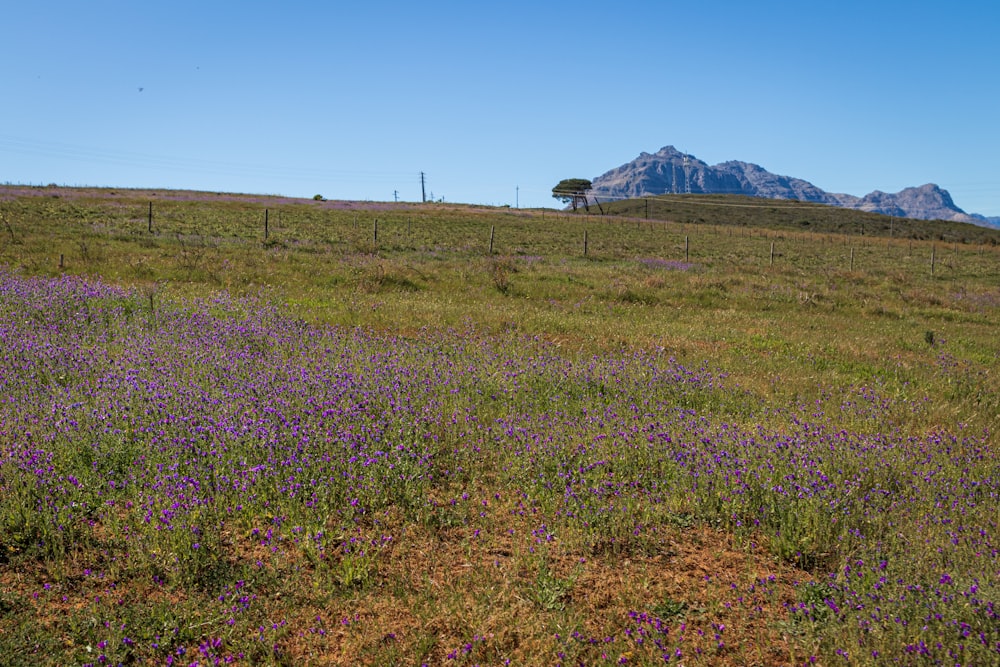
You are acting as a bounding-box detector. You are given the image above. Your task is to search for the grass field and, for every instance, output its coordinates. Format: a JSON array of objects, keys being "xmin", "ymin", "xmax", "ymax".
[{"xmin": 1, "ymin": 185, "xmax": 999, "ymax": 665}]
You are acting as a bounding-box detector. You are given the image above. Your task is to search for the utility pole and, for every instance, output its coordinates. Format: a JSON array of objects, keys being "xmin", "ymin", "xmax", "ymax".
[
  {"xmin": 420, "ymin": 172, "xmax": 426, "ymax": 203},
  {"xmin": 394, "ymin": 190, "xmax": 399, "ymax": 203},
  {"xmin": 516, "ymin": 186, "xmax": 519, "ymax": 209}
]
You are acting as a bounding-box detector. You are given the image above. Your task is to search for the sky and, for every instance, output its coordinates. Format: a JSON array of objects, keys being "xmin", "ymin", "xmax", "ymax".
[{"xmin": 2, "ymin": 1, "xmax": 998, "ymax": 215}]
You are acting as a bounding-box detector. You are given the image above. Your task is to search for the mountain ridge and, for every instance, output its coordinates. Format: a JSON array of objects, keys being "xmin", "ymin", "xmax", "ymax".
[{"xmin": 590, "ymin": 146, "xmax": 995, "ymax": 228}]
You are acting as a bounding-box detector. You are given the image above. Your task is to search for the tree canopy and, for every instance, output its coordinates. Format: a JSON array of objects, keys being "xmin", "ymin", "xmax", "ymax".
[{"xmin": 552, "ymin": 178, "xmax": 592, "ymax": 211}]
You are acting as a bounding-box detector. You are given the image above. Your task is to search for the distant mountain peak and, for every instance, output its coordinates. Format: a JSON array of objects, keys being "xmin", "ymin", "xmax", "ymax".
[
  {"xmin": 655, "ymin": 145, "xmax": 686, "ymax": 156},
  {"xmin": 590, "ymin": 147, "xmax": 985, "ymax": 226}
]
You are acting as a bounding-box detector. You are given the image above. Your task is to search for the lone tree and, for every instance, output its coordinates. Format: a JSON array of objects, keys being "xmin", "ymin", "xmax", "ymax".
[{"xmin": 552, "ymin": 178, "xmax": 592, "ymax": 211}]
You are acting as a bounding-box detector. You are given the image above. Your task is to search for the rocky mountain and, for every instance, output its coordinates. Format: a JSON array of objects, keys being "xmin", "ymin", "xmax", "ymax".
[{"xmin": 590, "ymin": 146, "xmax": 987, "ymax": 226}]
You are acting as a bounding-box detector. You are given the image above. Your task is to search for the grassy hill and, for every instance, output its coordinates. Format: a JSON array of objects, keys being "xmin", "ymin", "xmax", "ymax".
[
  {"xmin": 1, "ymin": 185, "xmax": 999, "ymax": 665},
  {"xmin": 2, "ymin": 184, "xmax": 998, "ymax": 425},
  {"xmin": 576, "ymin": 193, "xmax": 1000, "ymax": 243}
]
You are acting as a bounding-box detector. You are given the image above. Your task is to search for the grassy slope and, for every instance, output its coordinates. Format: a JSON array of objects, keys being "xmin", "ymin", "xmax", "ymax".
[
  {"xmin": 579, "ymin": 193, "xmax": 1000, "ymax": 243},
  {"xmin": 3, "ymin": 185, "xmax": 996, "ymax": 432},
  {"xmin": 1, "ymin": 186, "xmax": 999, "ymax": 666}
]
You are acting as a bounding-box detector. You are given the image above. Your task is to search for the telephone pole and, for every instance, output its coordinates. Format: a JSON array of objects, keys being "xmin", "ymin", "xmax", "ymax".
[
  {"xmin": 420, "ymin": 172, "xmax": 426, "ymax": 203},
  {"xmin": 394, "ymin": 190, "xmax": 399, "ymax": 203}
]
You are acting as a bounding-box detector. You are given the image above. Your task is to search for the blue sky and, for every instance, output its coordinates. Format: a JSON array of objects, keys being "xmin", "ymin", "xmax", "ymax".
[{"xmin": 3, "ymin": 1, "xmax": 998, "ymax": 214}]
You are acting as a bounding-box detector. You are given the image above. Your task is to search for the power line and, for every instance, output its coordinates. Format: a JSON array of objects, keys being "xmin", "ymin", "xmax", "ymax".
[{"xmin": 0, "ymin": 134, "xmax": 414, "ymax": 184}]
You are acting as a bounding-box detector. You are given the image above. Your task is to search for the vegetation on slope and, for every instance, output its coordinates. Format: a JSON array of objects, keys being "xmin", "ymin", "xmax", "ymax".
[{"xmin": 0, "ymin": 185, "xmax": 998, "ymax": 665}]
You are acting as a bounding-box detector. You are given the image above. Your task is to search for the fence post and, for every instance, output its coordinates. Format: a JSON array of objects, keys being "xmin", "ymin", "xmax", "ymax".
[
  {"xmin": 489, "ymin": 225, "xmax": 495, "ymax": 255},
  {"xmin": 584, "ymin": 229, "xmax": 588, "ymax": 257},
  {"xmin": 850, "ymin": 247, "xmax": 855, "ymax": 271},
  {"xmin": 685, "ymin": 235, "xmax": 689, "ymax": 262},
  {"xmin": 148, "ymin": 201, "xmax": 153, "ymax": 233},
  {"xmin": 265, "ymin": 209, "xmax": 269, "ymax": 240}
]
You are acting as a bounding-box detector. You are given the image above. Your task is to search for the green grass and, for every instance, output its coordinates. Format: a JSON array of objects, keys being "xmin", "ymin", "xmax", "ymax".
[
  {"xmin": 3, "ymin": 185, "xmax": 998, "ymax": 436},
  {"xmin": 581, "ymin": 192, "xmax": 1000, "ymax": 243},
  {"xmin": 2, "ymin": 185, "xmax": 999, "ymax": 665}
]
